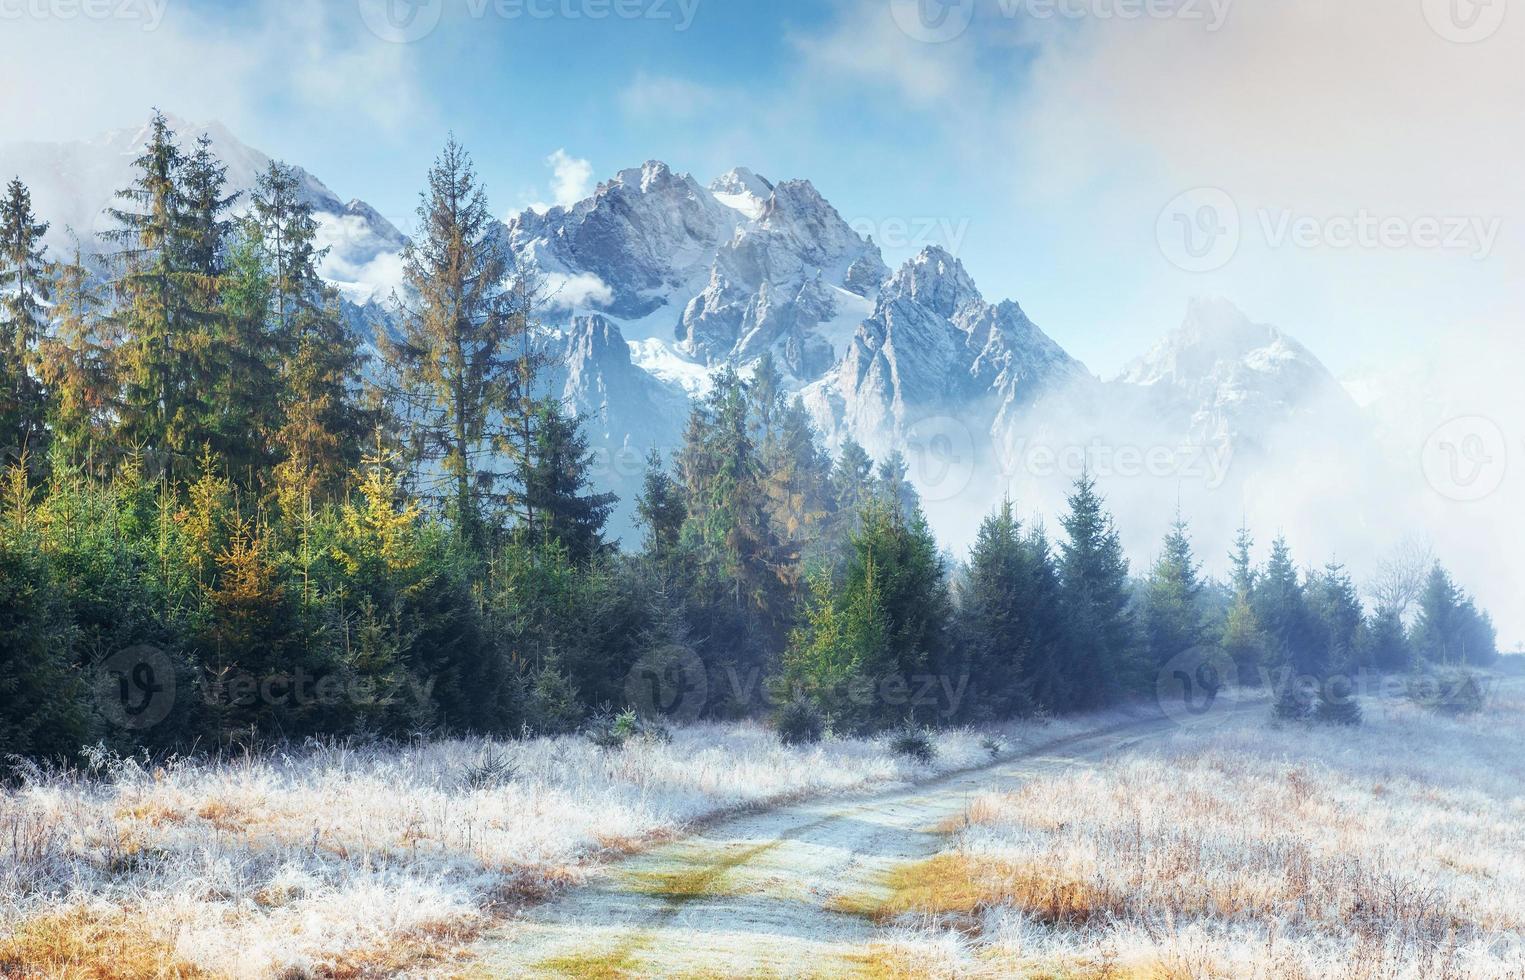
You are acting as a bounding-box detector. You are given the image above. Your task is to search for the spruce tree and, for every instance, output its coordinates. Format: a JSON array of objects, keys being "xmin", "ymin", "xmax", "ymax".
[
  {"xmin": 381, "ymin": 138, "xmax": 524, "ymax": 543},
  {"xmin": 1412, "ymin": 563, "xmax": 1462, "ymax": 664},
  {"xmin": 40, "ymin": 244, "xmax": 114, "ymax": 463},
  {"xmin": 1057, "ymin": 471, "xmax": 1133, "ymax": 708},
  {"xmin": 104, "ymin": 111, "xmax": 195, "ymax": 474},
  {"xmin": 1254, "ymin": 535, "xmax": 1321, "ymax": 678},
  {"xmin": 957, "ymin": 499, "xmax": 1034, "ymax": 718},
  {"xmin": 1365, "ymin": 605, "xmax": 1411, "ymax": 672},
  {"xmin": 1309, "ymin": 563, "xmax": 1364, "ymax": 671},
  {"xmin": 1020, "ymin": 522, "xmax": 1069, "ymax": 712},
  {"xmin": 636, "ymin": 449, "xmax": 686, "ymax": 560},
  {"xmin": 0, "ymin": 177, "xmax": 51, "ymax": 464},
  {"xmin": 876, "ymin": 449, "xmax": 920, "ymax": 521},
  {"xmin": 520, "ymin": 400, "xmax": 617, "ymax": 563},
  {"xmin": 1142, "ymin": 512, "xmax": 1205, "ymax": 668},
  {"xmin": 826, "ymin": 436, "xmax": 875, "ymax": 548},
  {"xmin": 251, "ymin": 161, "xmax": 367, "ymax": 501}
]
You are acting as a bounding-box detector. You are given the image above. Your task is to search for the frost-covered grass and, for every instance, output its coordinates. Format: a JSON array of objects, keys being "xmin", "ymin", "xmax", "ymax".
[
  {"xmin": 0, "ymin": 713, "xmax": 1129, "ymax": 978},
  {"xmin": 876, "ymin": 681, "xmax": 1525, "ymax": 979}
]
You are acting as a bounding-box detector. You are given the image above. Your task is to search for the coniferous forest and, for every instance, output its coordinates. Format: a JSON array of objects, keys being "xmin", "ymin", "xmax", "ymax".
[{"xmin": 0, "ymin": 113, "xmax": 1502, "ymax": 765}]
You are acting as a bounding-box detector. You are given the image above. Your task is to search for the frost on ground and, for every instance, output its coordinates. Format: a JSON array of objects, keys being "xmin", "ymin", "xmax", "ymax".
[
  {"xmin": 870, "ymin": 685, "xmax": 1525, "ymax": 979},
  {"xmin": 0, "ymin": 714, "xmax": 1119, "ymax": 978}
]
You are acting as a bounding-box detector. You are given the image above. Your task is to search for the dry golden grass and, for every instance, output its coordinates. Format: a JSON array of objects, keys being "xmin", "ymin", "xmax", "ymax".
[
  {"xmin": 834, "ymin": 853, "xmax": 1122, "ymax": 931},
  {"xmin": 0, "ymin": 907, "xmax": 210, "ymax": 980}
]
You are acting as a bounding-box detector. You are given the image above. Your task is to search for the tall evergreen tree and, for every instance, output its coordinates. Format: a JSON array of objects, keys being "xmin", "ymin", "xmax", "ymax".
[
  {"xmin": 635, "ymin": 449, "xmax": 686, "ymax": 560},
  {"xmin": 104, "ymin": 111, "xmax": 196, "ymax": 473},
  {"xmin": 1142, "ymin": 512, "xmax": 1205, "ymax": 668},
  {"xmin": 1057, "ymin": 472, "xmax": 1133, "ymax": 707},
  {"xmin": 40, "ymin": 244, "xmax": 115, "ymax": 463},
  {"xmin": 1254, "ymin": 535, "xmax": 1322, "ymax": 677},
  {"xmin": 251, "ymin": 161, "xmax": 368, "ymax": 500},
  {"xmin": 957, "ymin": 500, "xmax": 1034, "ymax": 718},
  {"xmin": 784, "ymin": 498, "xmax": 951, "ymax": 730},
  {"xmin": 1309, "ymin": 563, "xmax": 1364, "ymax": 671},
  {"xmin": 1365, "ymin": 605, "xmax": 1411, "ymax": 672},
  {"xmin": 520, "ymin": 400, "xmax": 617, "ymax": 563},
  {"xmin": 876, "ymin": 449, "xmax": 920, "ymax": 521},
  {"xmin": 0, "ymin": 177, "xmax": 51, "ymax": 463},
  {"xmin": 1412, "ymin": 563, "xmax": 1498, "ymax": 666},
  {"xmin": 381, "ymin": 138, "xmax": 524, "ymax": 542}
]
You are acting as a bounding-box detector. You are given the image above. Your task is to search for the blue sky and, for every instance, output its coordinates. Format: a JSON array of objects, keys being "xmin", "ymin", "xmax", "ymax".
[{"xmin": 4, "ymin": 0, "xmax": 1520, "ymax": 382}]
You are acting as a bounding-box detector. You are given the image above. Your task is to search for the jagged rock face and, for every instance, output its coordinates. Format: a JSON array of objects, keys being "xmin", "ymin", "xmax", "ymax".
[
  {"xmin": 804, "ymin": 247, "xmax": 1088, "ymax": 457},
  {"xmin": 1117, "ymin": 297, "xmax": 1361, "ymax": 452},
  {"xmin": 505, "ymin": 162, "xmax": 737, "ymax": 321},
  {"xmin": 558, "ymin": 313, "xmax": 688, "ymax": 452},
  {"xmin": 675, "ymin": 178, "xmax": 887, "ymax": 369}
]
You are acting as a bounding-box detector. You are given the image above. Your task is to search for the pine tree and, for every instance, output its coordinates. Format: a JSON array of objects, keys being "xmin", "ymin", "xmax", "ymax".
[
  {"xmin": 210, "ymin": 232, "xmax": 282, "ymax": 482},
  {"xmin": 876, "ymin": 450, "xmax": 920, "ymax": 521},
  {"xmin": 635, "ymin": 449, "xmax": 686, "ymax": 560},
  {"xmin": 40, "ymin": 243, "xmax": 115, "ymax": 464},
  {"xmin": 1412, "ymin": 563, "xmax": 1462, "ymax": 664},
  {"xmin": 1309, "ymin": 563, "xmax": 1364, "ymax": 671},
  {"xmin": 677, "ymin": 368, "xmax": 790, "ymax": 637},
  {"xmin": 520, "ymin": 400, "xmax": 617, "ymax": 563},
  {"xmin": 1142, "ymin": 511, "xmax": 1205, "ymax": 668},
  {"xmin": 1057, "ymin": 471, "xmax": 1133, "ymax": 708},
  {"xmin": 251, "ymin": 161, "xmax": 367, "ymax": 501},
  {"xmin": 784, "ymin": 498, "xmax": 951, "ymax": 730},
  {"xmin": 0, "ymin": 177, "xmax": 51, "ymax": 464},
  {"xmin": 957, "ymin": 499, "xmax": 1034, "ymax": 719},
  {"xmin": 1020, "ymin": 522, "xmax": 1069, "ymax": 712},
  {"xmin": 826, "ymin": 436, "xmax": 875, "ymax": 548},
  {"xmin": 1365, "ymin": 605, "xmax": 1411, "ymax": 672},
  {"xmin": 104, "ymin": 111, "xmax": 195, "ymax": 474},
  {"xmin": 1254, "ymin": 535, "xmax": 1322, "ymax": 678},
  {"xmin": 381, "ymin": 138, "xmax": 523, "ymax": 543},
  {"xmin": 0, "ymin": 501, "xmax": 83, "ymax": 760}
]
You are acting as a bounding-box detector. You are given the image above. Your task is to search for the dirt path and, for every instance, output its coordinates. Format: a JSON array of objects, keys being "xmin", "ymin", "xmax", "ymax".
[{"xmin": 458, "ymin": 714, "xmax": 1215, "ymax": 978}]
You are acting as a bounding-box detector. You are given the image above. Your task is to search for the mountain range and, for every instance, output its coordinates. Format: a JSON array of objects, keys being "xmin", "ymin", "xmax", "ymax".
[{"xmin": 0, "ymin": 116, "xmax": 1392, "ymax": 559}]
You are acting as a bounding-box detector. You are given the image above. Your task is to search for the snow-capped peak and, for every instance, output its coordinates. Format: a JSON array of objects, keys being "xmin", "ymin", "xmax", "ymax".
[
  {"xmin": 880, "ymin": 246, "xmax": 982, "ymax": 318},
  {"xmin": 709, "ymin": 167, "xmax": 774, "ymax": 220}
]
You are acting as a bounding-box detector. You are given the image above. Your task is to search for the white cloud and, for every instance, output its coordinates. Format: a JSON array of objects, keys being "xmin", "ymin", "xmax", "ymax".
[
  {"xmin": 517, "ymin": 149, "xmax": 596, "ymax": 216},
  {"xmin": 542, "ymin": 272, "xmax": 614, "ymax": 310},
  {"xmin": 546, "ymin": 150, "xmax": 594, "ymax": 208},
  {"xmin": 0, "ymin": 0, "xmax": 429, "ymax": 142}
]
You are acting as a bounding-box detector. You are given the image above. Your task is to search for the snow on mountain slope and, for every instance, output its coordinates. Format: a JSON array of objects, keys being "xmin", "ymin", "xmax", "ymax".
[
  {"xmin": 0, "ymin": 114, "xmax": 408, "ymax": 305},
  {"xmin": 1116, "ymin": 296, "xmax": 1365, "ymax": 452},
  {"xmin": 504, "ymin": 161, "xmax": 887, "ymax": 385},
  {"xmin": 803, "ymin": 246, "xmax": 1090, "ymax": 459}
]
